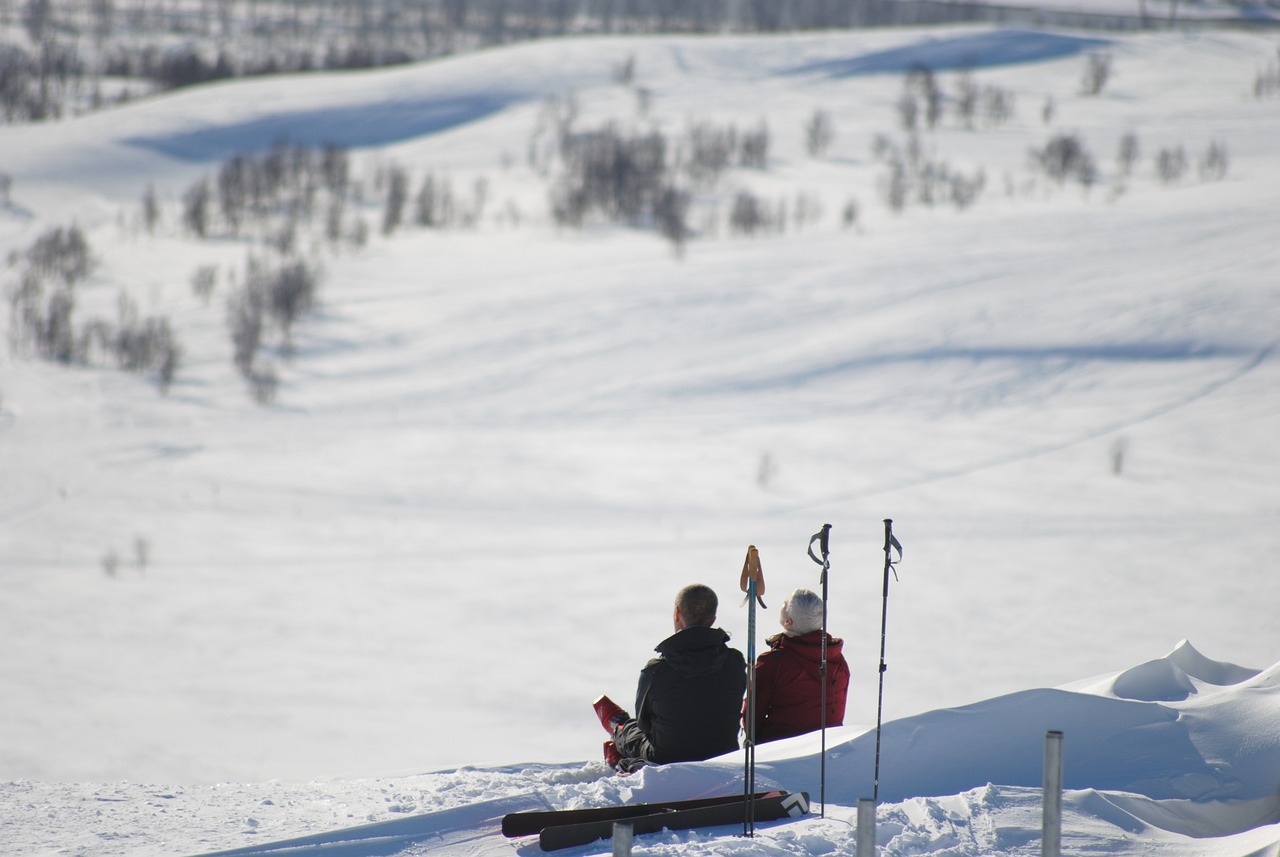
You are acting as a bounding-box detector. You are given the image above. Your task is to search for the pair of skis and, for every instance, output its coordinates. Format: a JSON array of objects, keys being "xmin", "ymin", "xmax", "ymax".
[{"xmin": 502, "ymin": 790, "xmax": 810, "ymax": 851}]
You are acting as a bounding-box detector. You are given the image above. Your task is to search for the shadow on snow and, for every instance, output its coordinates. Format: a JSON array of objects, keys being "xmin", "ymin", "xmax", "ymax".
[
  {"xmin": 782, "ymin": 28, "xmax": 1111, "ymax": 77},
  {"xmin": 124, "ymin": 91, "xmax": 526, "ymax": 162}
]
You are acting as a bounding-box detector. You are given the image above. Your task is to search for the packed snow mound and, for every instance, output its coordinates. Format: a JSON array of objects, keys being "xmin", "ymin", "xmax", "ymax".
[
  {"xmin": 1068, "ymin": 639, "xmax": 1262, "ymax": 702},
  {"xmin": 703, "ymin": 642, "xmax": 1280, "ymax": 822}
]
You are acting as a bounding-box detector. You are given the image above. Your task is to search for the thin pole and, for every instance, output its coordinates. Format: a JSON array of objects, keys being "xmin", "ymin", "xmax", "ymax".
[
  {"xmin": 612, "ymin": 822, "xmax": 634, "ymax": 857},
  {"xmin": 873, "ymin": 518, "xmax": 902, "ymax": 804},
  {"xmin": 1043, "ymin": 731, "xmax": 1064, "ymax": 857},
  {"xmin": 740, "ymin": 546, "xmax": 765, "ymax": 837},
  {"xmin": 745, "ymin": 569, "xmax": 757, "ymax": 836},
  {"xmin": 806, "ymin": 524, "xmax": 831, "ymax": 818},
  {"xmin": 856, "ymin": 798, "xmax": 876, "ymax": 857}
]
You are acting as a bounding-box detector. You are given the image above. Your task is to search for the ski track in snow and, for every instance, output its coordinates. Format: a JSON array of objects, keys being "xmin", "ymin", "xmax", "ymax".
[{"xmin": 783, "ymin": 340, "xmax": 1278, "ymax": 509}]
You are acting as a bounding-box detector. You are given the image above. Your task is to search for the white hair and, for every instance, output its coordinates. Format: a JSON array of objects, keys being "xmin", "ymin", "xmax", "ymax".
[{"xmin": 783, "ymin": 588, "xmax": 824, "ymax": 636}]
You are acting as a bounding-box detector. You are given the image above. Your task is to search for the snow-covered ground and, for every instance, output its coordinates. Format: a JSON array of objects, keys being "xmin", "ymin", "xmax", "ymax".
[
  {"xmin": 2, "ymin": 24, "xmax": 1279, "ymax": 857},
  {"xmin": 4, "ymin": 642, "xmax": 1278, "ymax": 855}
]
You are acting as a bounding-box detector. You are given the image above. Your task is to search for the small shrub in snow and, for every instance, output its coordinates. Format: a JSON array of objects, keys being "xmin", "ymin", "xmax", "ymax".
[
  {"xmin": 225, "ymin": 253, "xmax": 322, "ymax": 399},
  {"xmin": 1081, "ymin": 52, "xmax": 1112, "ymax": 96},
  {"xmin": 191, "ymin": 265, "xmax": 217, "ymax": 305},
  {"xmin": 954, "ymin": 71, "xmax": 1015, "ymax": 129},
  {"xmin": 897, "ymin": 92, "xmax": 919, "ymax": 132},
  {"xmin": 1254, "ymin": 55, "xmax": 1280, "ymax": 99},
  {"xmin": 1033, "ymin": 133, "xmax": 1098, "ymax": 187},
  {"xmin": 981, "ymin": 86, "xmax": 1016, "ymax": 128},
  {"xmin": 804, "ymin": 109, "xmax": 835, "ymax": 157},
  {"xmin": 841, "ymin": 197, "xmax": 860, "ymax": 230},
  {"xmin": 729, "ymin": 190, "xmax": 771, "ymax": 234},
  {"xmin": 1116, "ymin": 133, "xmax": 1140, "ymax": 177},
  {"xmin": 24, "ymin": 225, "xmax": 93, "ymax": 285},
  {"xmin": 653, "ymin": 185, "xmax": 691, "ymax": 254},
  {"xmin": 900, "ymin": 65, "xmax": 943, "ymax": 131},
  {"xmin": 414, "ymin": 174, "xmax": 455, "ymax": 228},
  {"xmin": 955, "ymin": 71, "xmax": 979, "ymax": 130},
  {"xmin": 1155, "ymin": 146, "xmax": 1187, "ymax": 184},
  {"xmin": 738, "ymin": 122, "xmax": 770, "ymax": 169},
  {"xmin": 114, "ymin": 294, "xmax": 183, "ymax": 393},
  {"xmin": 381, "ymin": 165, "xmax": 409, "ymax": 235},
  {"xmin": 1199, "ymin": 141, "xmax": 1229, "ymax": 181},
  {"xmin": 7, "ymin": 227, "xmax": 182, "ymax": 392},
  {"xmin": 141, "ymin": 185, "xmax": 160, "ymax": 234},
  {"xmin": 613, "ymin": 54, "xmax": 636, "ymax": 86},
  {"xmin": 682, "ymin": 122, "xmax": 737, "ymax": 188},
  {"xmin": 183, "ymin": 180, "xmax": 211, "ymax": 238}
]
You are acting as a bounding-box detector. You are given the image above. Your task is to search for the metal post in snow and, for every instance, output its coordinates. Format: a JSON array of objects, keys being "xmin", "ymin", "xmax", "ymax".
[
  {"xmin": 856, "ymin": 798, "xmax": 876, "ymax": 857},
  {"xmin": 611, "ymin": 821, "xmax": 633, "ymax": 857},
  {"xmin": 1043, "ymin": 730, "xmax": 1064, "ymax": 857}
]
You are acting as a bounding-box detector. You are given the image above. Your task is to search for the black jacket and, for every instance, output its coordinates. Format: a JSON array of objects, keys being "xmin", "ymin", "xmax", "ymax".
[{"xmin": 633, "ymin": 626, "xmax": 747, "ymax": 764}]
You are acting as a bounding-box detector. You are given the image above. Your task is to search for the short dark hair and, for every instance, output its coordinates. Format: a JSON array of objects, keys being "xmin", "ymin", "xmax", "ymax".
[{"xmin": 675, "ymin": 584, "xmax": 718, "ymax": 627}]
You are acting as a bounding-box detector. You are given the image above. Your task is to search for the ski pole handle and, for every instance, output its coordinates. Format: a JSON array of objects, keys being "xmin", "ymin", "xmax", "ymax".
[
  {"xmin": 807, "ymin": 523, "xmax": 831, "ymax": 566},
  {"xmin": 882, "ymin": 518, "xmax": 903, "ymax": 593}
]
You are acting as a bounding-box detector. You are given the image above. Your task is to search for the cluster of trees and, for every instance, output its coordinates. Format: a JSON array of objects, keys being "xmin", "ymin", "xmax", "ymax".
[
  {"xmin": 2, "ymin": 0, "xmax": 1165, "ymax": 125},
  {"xmin": 5, "ymin": 225, "xmax": 181, "ymax": 392},
  {"xmin": 227, "ymin": 254, "xmax": 321, "ymax": 404},
  {"xmin": 868, "ymin": 64, "xmax": 1014, "ymax": 213},
  {"xmin": 874, "ymin": 133, "xmax": 987, "ymax": 213},
  {"xmin": 181, "ymin": 141, "xmax": 351, "ymax": 239},
  {"xmin": 172, "ymin": 138, "xmax": 496, "ymax": 400},
  {"xmin": 542, "ymin": 106, "xmax": 862, "ymax": 249},
  {"xmin": 549, "ymin": 125, "xmax": 681, "ymax": 233},
  {"xmin": 1029, "ymin": 130, "xmax": 1231, "ymax": 192},
  {"xmin": 897, "ymin": 64, "xmax": 1017, "ymax": 134},
  {"xmin": 176, "ymin": 139, "xmax": 485, "ymax": 251},
  {"xmin": 871, "ymin": 51, "xmax": 1237, "ymax": 213},
  {"xmin": 1033, "ymin": 133, "xmax": 1099, "ymax": 187},
  {"xmin": 727, "ymin": 189, "xmax": 829, "ymax": 236},
  {"xmin": 546, "ymin": 118, "xmax": 779, "ymax": 250},
  {"xmin": 541, "ymin": 88, "xmax": 816, "ymax": 251},
  {"xmin": 0, "ymin": 38, "xmax": 94, "ymax": 122}
]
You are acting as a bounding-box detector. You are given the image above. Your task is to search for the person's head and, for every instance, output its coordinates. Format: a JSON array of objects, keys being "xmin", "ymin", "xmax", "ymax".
[
  {"xmin": 780, "ymin": 588, "xmax": 824, "ymax": 636},
  {"xmin": 673, "ymin": 584, "xmax": 718, "ymax": 630}
]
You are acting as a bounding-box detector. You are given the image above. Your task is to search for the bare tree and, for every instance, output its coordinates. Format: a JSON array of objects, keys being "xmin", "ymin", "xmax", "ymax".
[
  {"xmin": 1081, "ymin": 53, "xmax": 1112, "ymax": 96},
  {"xmin": 804, "ymin": 109, "xmax": 835, "ymax": 158},
  {"xmin": 382, "ymin": 165, "xmax": 408, "ymax": 234}
]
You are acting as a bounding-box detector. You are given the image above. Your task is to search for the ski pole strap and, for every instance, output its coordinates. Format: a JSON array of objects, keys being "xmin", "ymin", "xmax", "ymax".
[
  {"xmin": 739, "ymin": 545, "xmax": 767, "ymax": 609},
  {"xmin": 882, "ymin": 519, "xmax": 902, "ymax": 585},
  {"xmin": 807, "ymin": 524, "xmax": 831, "ymax": 566}
]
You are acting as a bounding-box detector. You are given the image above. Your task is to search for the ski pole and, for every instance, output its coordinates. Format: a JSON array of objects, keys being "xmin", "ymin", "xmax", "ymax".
[
  {"xmin": 739, "ymin": 545, "xmax": 766, "ymax": 836},
  {"xmin": 873, "ymin": 519, "xmax": 903, "ymax": 803},
  {"xmin": 806, "ymin": 524, "xmax": 832, "ymax": 818}
]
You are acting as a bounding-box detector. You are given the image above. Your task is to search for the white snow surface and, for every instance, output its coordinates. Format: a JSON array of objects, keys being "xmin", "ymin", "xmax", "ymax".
[{"xmin": 2, "ymin": 23, "xmax": 1279, "ymax": 857}]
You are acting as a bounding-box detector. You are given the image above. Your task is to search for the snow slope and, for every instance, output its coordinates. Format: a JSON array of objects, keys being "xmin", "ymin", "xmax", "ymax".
[
  {"xmin": 2, "ymin": 22, "xmax": 1279, "ymax": 857},
  {"xmin": 3, "ymin": 642, "xmax": 1278, "ymax": 855}
]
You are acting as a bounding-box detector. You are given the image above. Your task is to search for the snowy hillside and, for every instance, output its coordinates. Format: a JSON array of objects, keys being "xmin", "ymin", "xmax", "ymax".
[
  {"xmin": 2, "ymin": 22, "xmax": 1279, "ymax": 857},
  {"xmin": 5, "ymin": 642, "xmax": 1279, "ymax": 855}
]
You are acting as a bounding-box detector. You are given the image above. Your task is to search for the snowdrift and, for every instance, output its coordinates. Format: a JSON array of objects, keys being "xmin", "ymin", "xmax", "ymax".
[{"xmin": 11, "ymin": 643, "xmax": 1277, "ymax": 857}]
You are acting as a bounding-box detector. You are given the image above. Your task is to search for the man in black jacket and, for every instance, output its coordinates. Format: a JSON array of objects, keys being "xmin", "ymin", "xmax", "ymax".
[{"xmin": 595, "ymin": 584, "xmax": 747, "ymax": 772}]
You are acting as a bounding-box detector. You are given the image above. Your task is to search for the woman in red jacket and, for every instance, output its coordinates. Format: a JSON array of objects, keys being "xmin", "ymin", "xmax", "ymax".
[{"xmin": 749, "ymin": 588, "xmax": 850, "ymax": 743}]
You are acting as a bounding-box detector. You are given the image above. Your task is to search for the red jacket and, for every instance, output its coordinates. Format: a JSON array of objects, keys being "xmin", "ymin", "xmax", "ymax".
[{"xmin": 748, "ymin": 630, "xmax": 849, "ymax": 743}]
